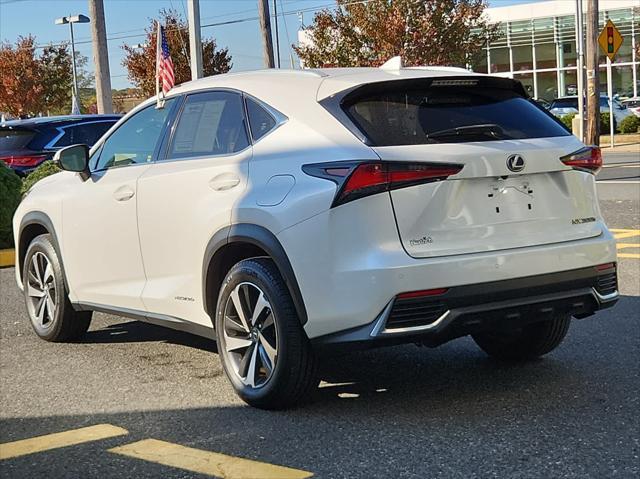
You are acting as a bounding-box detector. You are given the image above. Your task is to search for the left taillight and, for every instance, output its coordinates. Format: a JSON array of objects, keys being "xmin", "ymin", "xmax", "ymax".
[
  {"xmin": 303, "ymin": 161, "xmax": 463, "ymax": 207},
  {"xmin": 560, "ymin": 146, "xmax": 602, "ymax": 174},
  {"xmin": 0, "ymin": 154, "xmax": 46, "ymax": 167}
]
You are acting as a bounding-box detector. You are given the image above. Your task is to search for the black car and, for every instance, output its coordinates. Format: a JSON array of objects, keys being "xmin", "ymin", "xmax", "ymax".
[{"xmin": 0, "ymin": 115, "xmax": 121, "ymax": 176}]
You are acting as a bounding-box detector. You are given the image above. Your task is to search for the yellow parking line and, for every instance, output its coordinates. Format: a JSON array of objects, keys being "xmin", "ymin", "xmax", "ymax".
[
  {"xmin": 0, "ymin": 248, "xmax": 15, "ymax": 268},
  {"xmin": 617, "ymin": 243, "xmax": 640, "ymax": 249},
  {"xmin": 611, "ymin": 229, "xmax": 640, "ymax": 240},
  {"xmin": 108, "ymin": 439, "xmax": 313, "ymax": 479},
  {"xmin": 618, "ymin": 253, "xmax": 640, "ymax": 258},
  {"xmin": 0, "ymin": 424, "xmax": 128, "ymax": 460}
]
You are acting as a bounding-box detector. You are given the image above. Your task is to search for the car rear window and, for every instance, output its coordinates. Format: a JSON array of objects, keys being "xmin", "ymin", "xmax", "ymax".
[
  {"xmin": 0, "ymin": 129, "xmax": 35, "ymax": 151},
  {"xmin": 54, "ymin": 121, "xmax": 116, "ymax": 148},
  {"xmin": 342, "ymin": 80, "xmax": 570, "ymax": 146}
]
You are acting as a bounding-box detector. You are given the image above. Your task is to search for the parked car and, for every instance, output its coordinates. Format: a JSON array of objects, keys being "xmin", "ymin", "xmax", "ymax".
[
  {"xmin": 549, "ymin": 95, "xmax": 632, "ymax": 126},
  {"xmin": 621, "ymin": 97, "xmax": 640, "ymax": 118},
  {"xmin": 13, "ymin": 67, "xmax": 618, "ymax": 409},
  {"xmin": 532, "ymin": 98, "xmax": 551, "ymax": 109},
  {"xmin": 0, "ymin": 115, "xmax": 121, "ymax": 176}
]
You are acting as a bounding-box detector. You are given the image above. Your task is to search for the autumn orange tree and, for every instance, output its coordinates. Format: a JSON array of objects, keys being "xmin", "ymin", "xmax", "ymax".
[
  {"xmin": 122, "ymin": 10, "xmax": 232, "ymax": 96},
  {"xmin": 0, "ymin": 36, "xmax": 77, "ymax": 117},
  {"xmin": 294, "ymin": 0, "xmax": 500, "ymax": 68}
]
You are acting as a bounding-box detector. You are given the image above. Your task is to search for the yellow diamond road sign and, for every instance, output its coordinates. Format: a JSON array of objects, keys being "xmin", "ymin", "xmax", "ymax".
[{"xmin": 598, "ymin": 19, "xmax": 623, "ymax": 61}]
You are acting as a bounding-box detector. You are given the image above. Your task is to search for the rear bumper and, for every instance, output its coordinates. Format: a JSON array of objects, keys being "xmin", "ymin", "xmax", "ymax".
[{"xmin": 312, "ymin": 264, "xmax": 618, "ymax": 352}]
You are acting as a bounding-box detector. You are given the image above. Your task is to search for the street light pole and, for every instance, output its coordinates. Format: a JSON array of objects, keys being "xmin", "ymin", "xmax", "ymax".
[
  {"xmin": 55, "ymin": 14, "xmax": 90, "ymax": 114},
  {"xmin": 68, "ymin": 20, "xmax": 79, "ymax": 98}
]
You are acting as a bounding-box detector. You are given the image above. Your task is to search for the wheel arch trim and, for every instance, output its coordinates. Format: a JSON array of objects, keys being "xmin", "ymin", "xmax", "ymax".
[
  {"xmin": 17, "ymin": 211, "xmax": 69, "ymax": 290},
  {"xmin": 202, "ymin": 223, "xmax": 308, "ymax": 326}
]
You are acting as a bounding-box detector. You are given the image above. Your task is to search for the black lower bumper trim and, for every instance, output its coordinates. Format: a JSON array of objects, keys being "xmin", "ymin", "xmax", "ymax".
[{"xmin": 312, "ymin": 265, "xmax": 618, "ymax": 352}]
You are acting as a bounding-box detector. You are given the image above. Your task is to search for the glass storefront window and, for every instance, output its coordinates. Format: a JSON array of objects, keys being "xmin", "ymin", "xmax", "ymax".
[
  {"xmin": 561, "ymin": 69, "xmax": 578, "ymax": 97},
  {"xmin": 464, "ymin": 7, "xmax": 637, "ymax": 99},
  {"xmin": 537, "ymin": 70, "xmax": 558, "ymax": 101},
  {"xmin": 536, "ymin": 42, "xmax": 557, "ymax": 70},
  {"xmin": 511, "ymin": 20, "xmax": 534, "ymax": 71},
  {"xmin": 490, "ymin": 47, "xmax": 510, "ymax": 73},
  {"xmin": 512, "ymin": 46, "xmax": 533, "ymax": 71},
  {"xmin": 514, "ymin": 72, "xmax": 535, "ymax": 98},
  {"xmin": 559, "ymin": 15, "xmax": 577, "ymax": 68}
]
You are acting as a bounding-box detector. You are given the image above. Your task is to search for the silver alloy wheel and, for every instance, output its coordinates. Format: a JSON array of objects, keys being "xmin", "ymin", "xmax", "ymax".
[
  {"xmin": 26, "ymin": 252, "xmax": 56, "ymax": 329},
  {"xmin": 222, "ymin": 282, "xmax": 278, "ymax": 388}
]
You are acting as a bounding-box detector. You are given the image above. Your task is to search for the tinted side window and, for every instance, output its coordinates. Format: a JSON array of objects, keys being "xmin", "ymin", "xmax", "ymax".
[
  {"xmin": 54, "ymin": 121, "xmax": 116, "ymax": 148},
  {"xmin": 246, "ymin": 97, "xmax": 276, "ymax": 141},
  {"xmin": 94, "ymin": 101, "xmax": 174, "ymax": 171},
  {"xmin": 169, "ymin": 91, "xmax": 249, "ymax": 159}
]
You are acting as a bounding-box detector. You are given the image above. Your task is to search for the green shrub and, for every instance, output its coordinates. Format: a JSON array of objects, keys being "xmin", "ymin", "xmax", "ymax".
[
  {"xmin": 600, "ymin": 112, "xmax": 616, "ymax": 133},
  {"xmin": 560, "ymin": 113, "xmax": 576, "ymax": 131},
  {"xmin": 619, "ymin": 115, "xmax": 640, "ymax": 134},
  {"xmin": 0, "ymin": 162, "xmax": 22, "ymax": 249},
  {"xmin": 21, "ymin": 161, "xmax": 61, "ymax": 196}
]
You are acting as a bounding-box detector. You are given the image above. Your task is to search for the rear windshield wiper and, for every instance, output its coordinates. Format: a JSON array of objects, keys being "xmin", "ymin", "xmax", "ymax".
[{"xmin": 425, "ymin": 124, "xmax": 508, "ymax": 140}]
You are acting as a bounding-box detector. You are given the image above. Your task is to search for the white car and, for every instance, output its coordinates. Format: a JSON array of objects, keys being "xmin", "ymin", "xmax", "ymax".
[
  {"xmin": 13, "ymin": 66, "xmax": 619, "ymax": 409},
  {"xmin": 621, "ymin": 97, "xmax": 640, "ymax": 118}
]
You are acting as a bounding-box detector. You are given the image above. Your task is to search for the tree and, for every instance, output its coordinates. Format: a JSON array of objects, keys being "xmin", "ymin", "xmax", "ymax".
[
  {"xmin": 294, "ymin": 0, "xmax": 500, "ymax": 69},
  {"xmin": 0, "ymin": 35, "xmax": 90, "ymax": 117},
  {"xmin": 122, "ymin": 9, "xmax": 232, "ymax": 96}
]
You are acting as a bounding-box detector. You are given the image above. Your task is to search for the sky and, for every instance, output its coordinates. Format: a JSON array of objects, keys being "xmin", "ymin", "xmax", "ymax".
[{"xmin": 0, "ymin": 0, "xmax": 541, "ymax": 90}]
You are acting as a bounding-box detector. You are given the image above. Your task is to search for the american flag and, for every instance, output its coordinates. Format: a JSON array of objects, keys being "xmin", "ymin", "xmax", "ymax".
[{"xmin": 156, "ymin": 23, "xmax": 174, "ymax": 96}]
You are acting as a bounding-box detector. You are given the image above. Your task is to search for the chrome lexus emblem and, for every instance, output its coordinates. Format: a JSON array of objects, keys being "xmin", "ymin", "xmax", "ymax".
[{"xmin": 507, "ymin": 154, "xmax": 525, "ymax": 172}]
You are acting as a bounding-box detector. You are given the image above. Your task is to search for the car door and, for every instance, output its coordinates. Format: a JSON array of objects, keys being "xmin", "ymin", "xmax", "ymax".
[
  {"xmin": 136, "ymin": 90, "xmax": 252, "ymax": 326},
  {"xmin": 62, "ymin": 100, "xmax": 176, "ymax": 311}
]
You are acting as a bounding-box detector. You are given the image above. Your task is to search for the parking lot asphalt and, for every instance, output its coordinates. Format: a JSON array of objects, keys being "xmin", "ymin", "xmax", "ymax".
[{"xmin": 1, "ymin": 177, "xmax": 638, "ymax": 478}]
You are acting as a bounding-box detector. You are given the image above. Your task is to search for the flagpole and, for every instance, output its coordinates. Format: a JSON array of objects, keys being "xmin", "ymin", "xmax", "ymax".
[{"xmin": 155, "ymin": 20, "xmax": 163, "ymax": 108}]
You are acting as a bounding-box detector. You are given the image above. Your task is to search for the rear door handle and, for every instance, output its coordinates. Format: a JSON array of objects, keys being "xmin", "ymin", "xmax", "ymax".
[
  {"xmin": 113, "ymin": 185, "xmax": 135, "ymax": 201},
  {"xmin": 209, "ymin": 174, "xmax": 240, "ymax": 191}
]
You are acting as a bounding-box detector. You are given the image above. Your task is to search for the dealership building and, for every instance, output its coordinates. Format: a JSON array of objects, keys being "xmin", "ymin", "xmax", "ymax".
[{"xmin": 472, "ymin": 0, "xmax": 639, "ymax": 101}]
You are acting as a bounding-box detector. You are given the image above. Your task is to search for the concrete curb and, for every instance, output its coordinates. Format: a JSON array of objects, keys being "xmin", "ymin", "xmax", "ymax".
[{"xmin": 0, "ymin": 249, "xmax": 15, "ymax": 268}]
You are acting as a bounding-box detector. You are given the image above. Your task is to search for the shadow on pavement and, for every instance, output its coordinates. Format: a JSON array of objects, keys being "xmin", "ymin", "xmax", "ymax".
[
  {"xmin": 82, "ymin": 320, "xmax": 218, "ymax": 353},
  {"xmin": 2, "ymin": 295, "xmax": 639, "ymax": 478}
]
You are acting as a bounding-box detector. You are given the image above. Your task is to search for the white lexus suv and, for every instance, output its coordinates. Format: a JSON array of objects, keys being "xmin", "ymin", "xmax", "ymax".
[{"xmin": 13, "ymin": 66, "xmax": 618, "ymax": 409}]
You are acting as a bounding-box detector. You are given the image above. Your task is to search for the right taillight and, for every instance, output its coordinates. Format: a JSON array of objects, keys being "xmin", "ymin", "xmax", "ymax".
[
  {"xmin": 560, "ymin": 146, "xmax": 602, "ymax": 174},
  {"xmin": 303, "ymin": 160, "xmax": 463, "ymax": 207}
]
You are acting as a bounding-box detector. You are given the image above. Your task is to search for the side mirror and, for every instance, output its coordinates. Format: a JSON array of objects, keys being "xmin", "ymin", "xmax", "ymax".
[{"xmin": 53, "ymin": 144, "xmax": 90, "ymax": 181}]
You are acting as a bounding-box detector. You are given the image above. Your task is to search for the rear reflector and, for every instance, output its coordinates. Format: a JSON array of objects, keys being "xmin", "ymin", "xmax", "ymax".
[
  {"xmin": 560, "ymin": 146, "xmax": 602, "ymax": 174},
  {"xmin": 595, "ymin": 262, "xmax": 616, "ymax": 272},
  {"xmin": 0, "ymin": 154, "xmax": 46, "ymax": 167},
  {"xmin": 397, "ymin": 288, "xmax": 449, "ymax": 299}
]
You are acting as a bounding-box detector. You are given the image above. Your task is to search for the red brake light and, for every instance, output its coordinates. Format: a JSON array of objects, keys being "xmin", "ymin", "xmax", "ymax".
[
  {"xmin": 336, "ymin": 161, "xmax": 463, "ymax": 206},
  {"xmin": 560, "ymin": 146, "xmax": 602, "ymax": 174},
  {"xmin": 0, "ymin": 154, "xmax": 46, "ymax": 167},
  {"xmin": 397, "ymin": 288, "xmax": 449, "ymax": 299}
]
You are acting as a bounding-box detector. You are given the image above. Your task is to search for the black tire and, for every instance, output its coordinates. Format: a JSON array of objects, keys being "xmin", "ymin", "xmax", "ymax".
[
  {"xmin": 22, "ymin": 234, "xmax": 92, "ymax": 342},
  {"xmin": 215, "ymin": 258, "xmax": 318, "ymax": 409},
  {"xmin": 472, "ymin": 315, "xmax": 571, "ymax": 361}
]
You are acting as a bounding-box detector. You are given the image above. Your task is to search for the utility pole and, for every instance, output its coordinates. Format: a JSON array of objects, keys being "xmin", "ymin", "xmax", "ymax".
[
  {"xmin": 585, "ymin": 0, "xmax": 600, "ymax": 145},
  {"xmin": 575, "ymin": 0, "xmax": 585, "ymax": 142},
  {"xmin": 187, "ymin": 0, "xmax": 203, "ymax": 80},
  {"xmin": 88, "ymin": 0, "xmax": 113, "ymax": 113},
  {"xmin": 273, "ymin": 0, "xmax": 280, "ymax": 68},
  {"xmin": 258, "ymin": 0, "xmax": 275, "ymax": 68}
]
